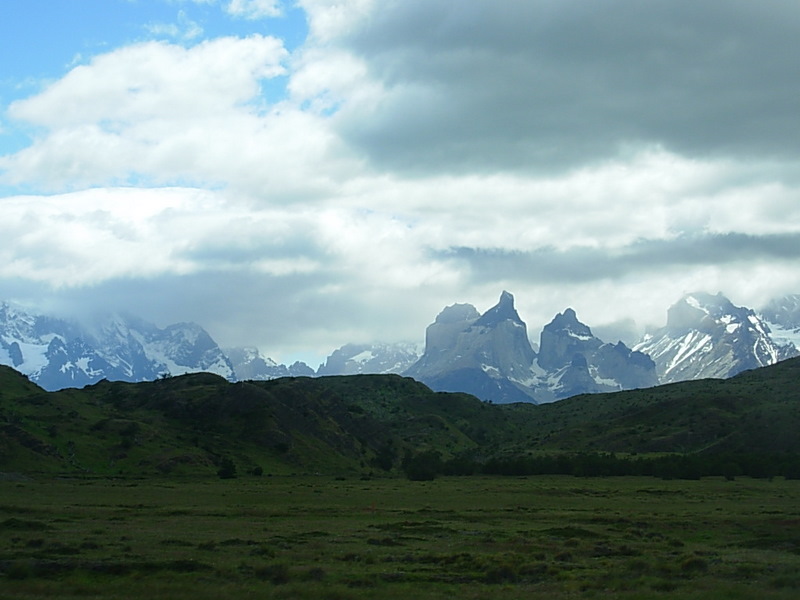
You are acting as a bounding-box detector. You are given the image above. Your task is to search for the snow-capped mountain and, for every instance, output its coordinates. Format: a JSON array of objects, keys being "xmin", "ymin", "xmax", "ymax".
[
  {"xmin": 0, "ymin": 302, "xmax": 233, "ymax": 390},
  {"xmin": 224, "ymin": 346, "xmax": 314, "ymax": 380},
  {"xmin": 405, "ymin": 291, "xmax": 656, "ymax": 404},
  {"xmin": 634, "ymin": 292, "xmax": 798, "ymax": 384},
  {"xmin": 760, "ymin": 294, "xmax": 800, "ymax": 352},
  {"xmin": 317, "ymin": 342, "xmax": 421, "ymax": 376}
]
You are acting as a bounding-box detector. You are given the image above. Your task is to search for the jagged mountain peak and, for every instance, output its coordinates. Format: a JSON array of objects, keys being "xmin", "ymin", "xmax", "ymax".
[
  {"xmin": 474, "ymin": 290, "xmax": 522, "ymax": 327},
  {"xmin": 547, "ymin": 308, "xmax": 591, "ymax": 335},
  {"xmin": 317, "ymin": 341, "xmax": 420, "ymax": 376},
  {"xmin": 758, "ymin": 293, "xmax": 800, "ymax": 357},
  {"xmin": 538, "ymin": 308, "xmax": 600, "ymax": 371},
  {"xmin": 405, "ymin": 291, "xmax": 538, "ymax": 403},
  {"xmin": 225, "ymin": 346, "xmax": 279, "ymax": 368},
  {"xmin": 224, "ymin": 346, "xmax": 313, "ymax": 380}
]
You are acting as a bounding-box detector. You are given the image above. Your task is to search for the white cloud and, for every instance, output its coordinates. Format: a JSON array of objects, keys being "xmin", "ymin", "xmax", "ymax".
[
  {"xmin": 146, "ymin": 10, "xmax": 204, "ymax": 40},
  {"xmin": 298, "ymin": 0, "xmax": 375, "ymax": 42},
  {"xmin": 225, "ymin": 0, "xmax": 282, "ymax": 20},
  {"xmin": 7, "ymin": 36, "xmax": 286, "ymax": 127},
  {"xmin": 0, "ymin": 36, "xmax": 366, "ymax": 195}
]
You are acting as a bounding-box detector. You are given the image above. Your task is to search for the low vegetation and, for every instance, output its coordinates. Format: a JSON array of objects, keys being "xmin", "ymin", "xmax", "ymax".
[
  {"xmin": 1, "ymin": 475, "xmax": 799, "ymax": 599},
  {"xmin": 2, "ymin": 360, "xmax": 799, "ymax": 597}
]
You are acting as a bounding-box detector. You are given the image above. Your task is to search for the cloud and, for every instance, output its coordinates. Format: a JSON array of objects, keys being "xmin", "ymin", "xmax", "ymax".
[
  {"xmin": 303, "ymin": 0, "xmax": 800, "ymax": 175},
  {"xmin": 298, "ymin": 0, "xmax": 375, "ymax": 43},
  {"xmin": 146, "ymin": 10, "xmax": 204, "ymax": 40},
  {"xmin": 0, "ymin": 32, "xmax": 371, "ymax": 200},
  {"xmin": 226, "ymin": 0, "xmax": 282, "ymax": 19},
  {"xmin": 0, "ymin": 36, "xmax": 299, "ymax": 190},
  {"xmin": 2, "ymin": 2, "xmax": 800, "ymax": 362},
  {"xmin": 440, "ymin": 232, "xmax": 800, "ymax": 286}
]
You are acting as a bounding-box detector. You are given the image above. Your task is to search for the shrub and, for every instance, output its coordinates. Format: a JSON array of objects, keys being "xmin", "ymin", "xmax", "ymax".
[
  {"xmin": 402, "ymin": 450, "xmax": 442, "ymax": 481},
  {"xmin": 217, "ymin": 458, "xmax": 237, "ymax": 479}
]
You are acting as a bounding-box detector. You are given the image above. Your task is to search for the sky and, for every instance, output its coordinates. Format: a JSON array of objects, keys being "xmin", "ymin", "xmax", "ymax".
[{"xmin": 1, "ymin": 0, "xmax": 800, "ymax": 367}]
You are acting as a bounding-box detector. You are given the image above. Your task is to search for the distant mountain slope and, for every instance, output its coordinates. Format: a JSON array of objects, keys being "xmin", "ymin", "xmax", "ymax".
[
  {"xmin": 760, "ymin": 294, "xmax": 800, "ymax": 352},
  {"xmin": 224, "ymin": 346, "xmax": 314, "ymax": 380},
  {"xmin": 634, "ymin": 292, "xmax": 797, "ymax": 383},
  {"xmin": 537, "ymin": 309, "xmax": 657, "ymax": 400},
  {"xmin": 317, "ymin": 342, "xmax": 420, "ymax": 376}
]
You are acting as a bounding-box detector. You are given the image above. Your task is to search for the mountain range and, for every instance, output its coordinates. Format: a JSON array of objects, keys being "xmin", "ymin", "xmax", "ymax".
[
  {"xmin": 0, "ymin": 304, "xmax": 234, "ymax": 391},
  {"xmin": 1, "ymin": 292, "xmax": 798, "ymax": 402}
]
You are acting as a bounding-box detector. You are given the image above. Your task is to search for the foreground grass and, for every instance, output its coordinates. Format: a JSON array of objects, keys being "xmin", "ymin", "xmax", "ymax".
[{"xmin": 1, "ymin": 475, "xmax": 799, "ymax": 599}]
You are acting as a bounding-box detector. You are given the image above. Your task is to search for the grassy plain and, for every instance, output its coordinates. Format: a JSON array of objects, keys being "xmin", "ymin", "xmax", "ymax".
[{"xmin": 1, "ymin": 475, "xmax": 799, "ymax": 599}]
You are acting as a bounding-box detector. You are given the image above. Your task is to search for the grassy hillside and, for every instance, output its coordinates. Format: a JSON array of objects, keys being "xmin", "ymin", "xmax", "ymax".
[
  {"xmin": 0, "ymin": 369, "xmax": 518, "ymax": 477},
  {"xmin": 1, "ymin": 357, "xmax": 798, "ymax": 477},
  {"xmin": 519, "ymin": 356, "xmax": 800, "ymax": 455}
]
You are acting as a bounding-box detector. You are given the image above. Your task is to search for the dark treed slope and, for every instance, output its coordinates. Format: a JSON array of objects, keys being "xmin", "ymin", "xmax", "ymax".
[
  {"xmin": 1, "ymin": 356, "xmax": 799, "ymax": 477},
  {"xmin": 518, "ymin": 356, "xmax": 800, "ymax": 456}
]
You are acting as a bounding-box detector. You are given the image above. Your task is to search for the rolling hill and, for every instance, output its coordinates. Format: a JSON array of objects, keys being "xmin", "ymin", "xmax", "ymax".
[{"xmin": 1, "ymin": 356, "xmax": 798, "ymax": 478}]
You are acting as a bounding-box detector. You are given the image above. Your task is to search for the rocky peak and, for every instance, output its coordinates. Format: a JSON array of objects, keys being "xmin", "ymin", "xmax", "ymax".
[
  {"xmin": 548, "ymin": 307, "xmax": 592, "ymax": 336},
  {"xmin": 405, "ymin": 291, "xmax": 537, "ymax": 403},
  {"xmin": 434, "ymin": 303, "xmax": 480, "ymax": 324},
  {"xmin": 474, "ymin": 291, "xmax": 522, "ymax": 327},
  {"xmin": 665, "ymin": 292, "xmax": 742, "ymax": 332},
  {"xmin": 538, "ymin": 308, "xmax": 601, "ymax": 371}
]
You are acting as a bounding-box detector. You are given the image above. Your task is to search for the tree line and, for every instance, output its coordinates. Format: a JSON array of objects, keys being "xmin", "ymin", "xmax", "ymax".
[{"xmin": 401, "ymin": 450, "xmax": 800, "ymax": 481}]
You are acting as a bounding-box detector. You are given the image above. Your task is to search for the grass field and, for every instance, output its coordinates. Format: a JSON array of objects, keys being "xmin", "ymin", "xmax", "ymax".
[{"xmin": 1, "ymin": 474, "xmax": 799, "ymax": 599}]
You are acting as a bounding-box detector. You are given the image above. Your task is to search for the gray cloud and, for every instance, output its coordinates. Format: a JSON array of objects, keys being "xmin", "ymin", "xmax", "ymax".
[
  {"xmin": 334, "ymin": 0, "xmax": 800, "ymax": 174},
  {"xmin": 440, "ymin": 232, "xmax": 800, "ymax": 285}
]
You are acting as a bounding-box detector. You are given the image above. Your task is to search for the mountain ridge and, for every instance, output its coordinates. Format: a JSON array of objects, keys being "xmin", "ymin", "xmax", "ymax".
[{"xmin": 406, "ymin": 292, "xmax": 657, "ymax": 404}]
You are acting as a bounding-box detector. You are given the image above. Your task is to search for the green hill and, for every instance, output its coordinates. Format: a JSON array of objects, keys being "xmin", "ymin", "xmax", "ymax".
[
  {"xmin": 1, "ymin": 357, "xmax": 798, "ymax": 478},
  {"xmin": 520, "ymin": 355, "xmax": 800, "ymax": 455}
]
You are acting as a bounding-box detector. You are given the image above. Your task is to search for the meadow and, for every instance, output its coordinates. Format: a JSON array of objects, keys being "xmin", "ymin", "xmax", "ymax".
[{"xmin": 2, "ymin": 474, "xmax": 799, "ymax": 599}]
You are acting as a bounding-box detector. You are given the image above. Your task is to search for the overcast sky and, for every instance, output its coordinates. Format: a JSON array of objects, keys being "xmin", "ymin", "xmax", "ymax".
[{"xmin": 2, "ymin": 0, "xmax": 799, "ymax": 366}]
